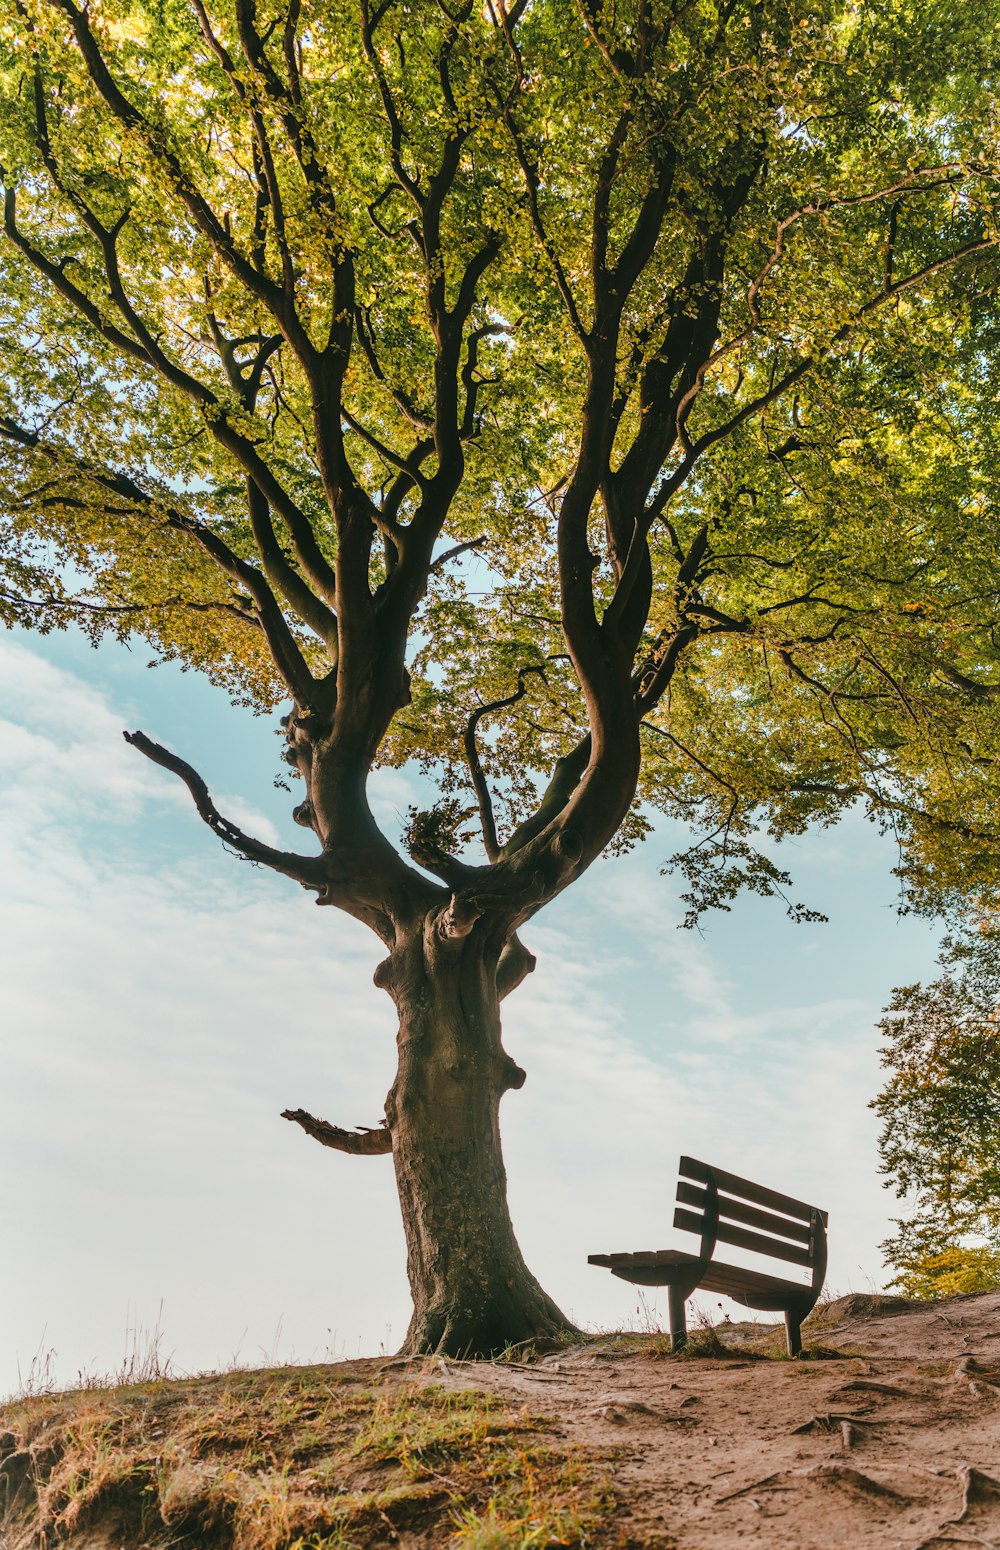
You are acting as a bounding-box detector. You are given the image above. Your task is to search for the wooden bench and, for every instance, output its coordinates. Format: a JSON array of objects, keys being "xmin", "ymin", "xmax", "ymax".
[{"xmin": 588, "ymin": 1155, "xmax": 828, "ymax": 1357}]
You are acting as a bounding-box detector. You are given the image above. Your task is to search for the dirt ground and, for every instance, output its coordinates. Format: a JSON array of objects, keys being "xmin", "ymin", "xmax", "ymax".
[
  {"xmin": 439, "ymin": 1290, "xmax": 1000, "ymax": 1548},
  {"xmin": 3, "ymin": 1290, "xmax": 1000, "ymax": 1548}
]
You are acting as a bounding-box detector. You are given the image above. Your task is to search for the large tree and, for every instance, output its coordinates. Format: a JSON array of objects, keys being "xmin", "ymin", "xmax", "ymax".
[{"xmin": 4, "ymin": 0, "xmax": 1000, "ymax": 1354}]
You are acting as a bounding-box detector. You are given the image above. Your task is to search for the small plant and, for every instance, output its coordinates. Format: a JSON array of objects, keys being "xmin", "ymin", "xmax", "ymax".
[
  {"xmin": 7, "ymin": 1310, "xmax": 175, "ymax": 1403},
  {"xmin": 110, "ymin": 1303, "xmax": 175, "ymax": 1388},
  {"xmin": 12, "ymin": 1336, "xmax": 59, "ymax": 1400}
]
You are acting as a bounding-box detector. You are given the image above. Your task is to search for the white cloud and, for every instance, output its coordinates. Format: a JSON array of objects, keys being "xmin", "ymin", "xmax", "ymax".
[{"xmin": 0, "ymin": 644, "xmax": 169, "ymax": 823}]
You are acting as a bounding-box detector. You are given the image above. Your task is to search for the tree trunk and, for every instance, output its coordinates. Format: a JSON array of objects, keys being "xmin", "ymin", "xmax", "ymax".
[{"xmin": 382, "ymin": 921, "xmax": 574, "ymax": 1356}]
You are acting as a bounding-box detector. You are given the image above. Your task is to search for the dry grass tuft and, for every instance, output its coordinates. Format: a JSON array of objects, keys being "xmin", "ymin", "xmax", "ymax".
[{"xmin": 1, "ymin": 1365, "xmax": 615, "ymax": 1549}]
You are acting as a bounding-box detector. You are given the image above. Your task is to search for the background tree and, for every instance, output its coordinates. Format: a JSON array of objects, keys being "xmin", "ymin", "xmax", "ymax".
[
  {"xmin": 3, "ymin": 0, "xmax": 1000, "ymax": 1353},
  {"xmin": 873, "ymin": 921, "xmax": 1000, "ymax": 1299}
]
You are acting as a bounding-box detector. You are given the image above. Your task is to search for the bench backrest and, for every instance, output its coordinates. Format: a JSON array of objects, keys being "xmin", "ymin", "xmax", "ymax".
[{"xmin": 674, "ymin": 1155, "xmax": 828, "ymax": 1277}]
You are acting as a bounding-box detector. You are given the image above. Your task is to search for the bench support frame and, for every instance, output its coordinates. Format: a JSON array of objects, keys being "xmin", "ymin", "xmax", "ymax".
[{"xmin": 667, "ymin": 1284, "xmax": 689, "ymax": 1352}]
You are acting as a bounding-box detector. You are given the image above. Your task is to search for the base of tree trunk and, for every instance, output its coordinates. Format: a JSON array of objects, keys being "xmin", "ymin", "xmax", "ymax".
[{"xmin": 399, "ymin": 1285, "xmax": 577, "ymax": 1358}]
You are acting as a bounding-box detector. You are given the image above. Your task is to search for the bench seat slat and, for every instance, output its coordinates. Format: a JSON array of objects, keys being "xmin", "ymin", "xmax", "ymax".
[
  {"xmin": 587, "ymin": 1250, "xmax": 697, "ymax": 1268},
  {"xmin": 697, "ymin": 1258, "xmax": 806, "ymax": 1295},
  {"xmin": 675, "ymin": 1181, "xmax": 813, "ymax": 1246},
  {"xmin": 587, "ymin": 1248, "xmax": 702, "ymax": 1288},
  {"xmin": 697, "ymin": 1258, "xmax": 809, "ymax": 1302},
  {"xmin": 673, "ymin": 1207, "xmax": 814, "ymax": 1268},
  {"xmin": 700, "ymin": 1271, "xmax": 812, "ymax": 1308},
  {"xmin": 680, "ymin": 1155, "xmax": 829, "ymax": 1227}
]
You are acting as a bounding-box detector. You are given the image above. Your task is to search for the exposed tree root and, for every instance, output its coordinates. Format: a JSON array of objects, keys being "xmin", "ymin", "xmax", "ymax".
[
  {"xmin": 828, "ymin": 1378, "xmax": 912, "ymax": 1400},
  {"xmin": 952, "ymin": 1466, "xmax": 1000, "ymax": 1521},
  {"xmin": 791, "ymin": 1411, "xmax": 875, "ymax": 1435},
  {"xmin": 800, "ymin": 1464, "xmax": 909, "ymax": 1498},
  {"xmin": 953, "ymin": 1358, "xmax": 1000, "ymax": 1397},
  {"xmin": 908, "ymin": 1466, "xmax": 1000, "ymax": 1550},
  {"xmin": 718, "ymin": 1463, "xmax": 909, "ymax": 1505},
  {"xmin": 911, "ymin": 1535, "xmax": 1000, "ymax": 1549}
]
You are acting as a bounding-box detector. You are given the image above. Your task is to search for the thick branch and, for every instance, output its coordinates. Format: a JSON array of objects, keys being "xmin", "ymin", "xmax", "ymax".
[
  {"xmin": 245, "ymin": 480, "xmax": 338, "ymax": 650},
  {"xmin": 232, "ymin": 0, "xmax": 340, "ymax": 231},
  {"xmin": 429, "ymin": 535, "xmax": 485, "ymax": 573},
  {"xmin": 931, "ymin": 661, "xmax": 1000, "ymax": 699},
  {"xmin": 635, "ymin": 622, "xmax": 700, "ymax": 716},
  {"xmin": 123, "ymin": 729, "xmax": 328, "ymax": 893},
  {"xmin": 280, "ymin": 1108, "xmax": 393, "ymax": 1154},
  {"xmin": 503, "ymin": 735, "xmax": 591, "ymax": 855},
  {"xmin": 464, "ymin": 665, "xmax": 547, "ymax": 860}
]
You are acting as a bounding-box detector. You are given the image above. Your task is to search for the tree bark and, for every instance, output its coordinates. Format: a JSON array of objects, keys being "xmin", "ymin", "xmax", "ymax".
[{"xmin": 381, "ymin": 918, "xmax": 574, "ymax": 1356}]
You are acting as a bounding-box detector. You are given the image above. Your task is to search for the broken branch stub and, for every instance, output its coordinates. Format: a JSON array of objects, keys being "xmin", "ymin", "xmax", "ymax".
[{"xmin": 281, "ymin": 1108, "xmax": 392, "ymax": 1155}]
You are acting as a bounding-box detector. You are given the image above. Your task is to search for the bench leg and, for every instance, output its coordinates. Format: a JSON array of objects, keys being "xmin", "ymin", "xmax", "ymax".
[
  {"xmin": 784, "ymin": 1310, "xmax": 802, "ymax": 1358},
  {"xmin": 668, "ymin": 1286, "xmax": 688, "ymax": 1352}
]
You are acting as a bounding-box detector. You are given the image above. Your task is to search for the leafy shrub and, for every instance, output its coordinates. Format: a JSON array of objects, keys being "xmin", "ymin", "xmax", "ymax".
[{"xmin": 891, "ymin": 1244, "xmax": 1000, "ymax": 1300}]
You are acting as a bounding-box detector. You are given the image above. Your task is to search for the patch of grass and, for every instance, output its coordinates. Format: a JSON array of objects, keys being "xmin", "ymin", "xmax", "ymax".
[
  {"xmin": 350, "ymin": 1383, "xmax": 544, "ymax": 1474},
  {"xmin": 450, "ymin": 1446, "xmax": 611, "ymax": 1547},
  {"xmin": 631, "ymin": 1323, "xmax": 766, "ymax": 1362},
  {"xmin": 798, "ymin": 1344, "xmax": 866, "ymax": 1361},
  {"xmin": 678, "ymin": 1325, "xmax": 733, "ymax": 1359},
  {"xmin": 2, "ymin": 1366, "xmax": 616, "ymax": 1549},
  {"xmin": 8, "ymin": 1310, "xmax": 175, "ymax": 1402}
]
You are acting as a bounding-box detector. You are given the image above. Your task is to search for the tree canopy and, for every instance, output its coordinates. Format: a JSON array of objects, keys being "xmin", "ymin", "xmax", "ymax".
[
  {"xmin": 4, "ymin": 0, "xmax": 1000, "ymax": 1351},
  {"xmin": 3, "ymin": 0, "xmax": 1000, "ymax": 906}
]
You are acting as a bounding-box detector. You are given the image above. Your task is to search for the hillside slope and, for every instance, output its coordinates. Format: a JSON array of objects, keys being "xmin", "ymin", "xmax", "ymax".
[{"xmin": 3, "ymin": 1291, "xmax": 999, "ymax": 1548}]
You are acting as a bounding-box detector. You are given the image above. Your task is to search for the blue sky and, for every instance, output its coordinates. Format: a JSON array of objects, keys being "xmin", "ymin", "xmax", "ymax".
[{"xmin": 1, "ymin": 623, "xmax": 940, "ymax": 1394}]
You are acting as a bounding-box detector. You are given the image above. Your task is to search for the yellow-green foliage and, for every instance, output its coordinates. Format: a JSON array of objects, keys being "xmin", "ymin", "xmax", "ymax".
[
  {"xmin": 891, "ymin": 1245, "xmax": 1000, "ymax": 1301},
  {"xmin": 873, "ymin": 919, "xmax": 1000, "ymax": 1292}
]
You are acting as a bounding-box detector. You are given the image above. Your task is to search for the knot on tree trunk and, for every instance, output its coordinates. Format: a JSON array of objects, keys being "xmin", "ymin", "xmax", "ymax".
[
  {"xmin": 498, "ymin": 934, "xmax": 537, "ymax": 999},
  {"xmin": 553, "ymin": 827, "xmax": 583, "ymax": 862},
  {"xmin": 502, "ymin": 1055, "xmax": 527, "ymax": 1091},
  {"xmin": 436, "ymin": 893, "xmax": 483, "ymax": 940}
]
